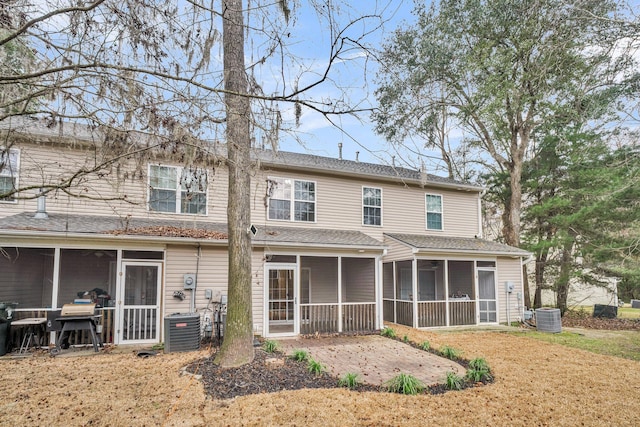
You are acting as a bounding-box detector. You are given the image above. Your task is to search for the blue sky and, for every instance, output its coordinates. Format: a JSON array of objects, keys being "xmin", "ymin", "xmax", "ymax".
[
  {"xmin": 266, "ymin": 0, "xmax": 640, "ymax": 175},
  {"xmin": 268, "ymin": 1, "xmax": 417, "ymax": 167}
]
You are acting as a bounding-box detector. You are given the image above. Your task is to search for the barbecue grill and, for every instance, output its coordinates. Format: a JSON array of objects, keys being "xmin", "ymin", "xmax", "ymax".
[{"xmin": 50, "ymin": 303, "xmax": 102, "ymax": 355}]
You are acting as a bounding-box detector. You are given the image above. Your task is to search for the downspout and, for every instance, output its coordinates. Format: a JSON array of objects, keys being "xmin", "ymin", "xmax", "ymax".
[{"xmin": 191, "ymin": 244, "xmax": 201, "ymax": 313}]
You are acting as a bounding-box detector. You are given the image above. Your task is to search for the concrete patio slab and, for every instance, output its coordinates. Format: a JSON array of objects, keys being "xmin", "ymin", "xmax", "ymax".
[{"xmin": 275, "ymin": 335, "xmax": 465, "ymax": 386}]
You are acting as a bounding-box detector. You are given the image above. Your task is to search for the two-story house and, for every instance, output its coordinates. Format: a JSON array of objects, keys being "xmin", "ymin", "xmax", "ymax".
[{"xmin": 0, "ymin": 119, "xmax": 530, "ymax": 349}]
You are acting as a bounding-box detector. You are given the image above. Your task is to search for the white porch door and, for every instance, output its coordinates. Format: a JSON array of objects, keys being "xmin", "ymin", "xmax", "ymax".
[
  {"xmin": 477, "ymin": 269, "xmax": 497, "ymax": 323},
  {"xmin": 117, "ymin": 262, "xmax": 162, "ymax": 344},
  {"xmin": 265, "ymin": 264, "xmax": 297, "ymax": 336}
]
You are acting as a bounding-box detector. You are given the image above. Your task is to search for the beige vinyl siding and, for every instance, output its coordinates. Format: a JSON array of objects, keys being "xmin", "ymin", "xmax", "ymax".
[
  {"xmin": 164, "ymin": 245, "xmax": 229, "ymax": 315},
  {"xmin": 4, "ymin": 143, "xmax": 231, "ymax": 222},
  {"xmin": 252, "ymin": 168, "xmax": 480, "ymax": 237},
  {"xmin": 342, "ymin": 257, "xmax": 375, "ymax": 302},
  {"xmin": 251, "ymin": 249, "xmax": 265, "ymax": 334},
  {"xmin": 496, "ymin": 256, "xmax": 523, "ymax": 324},
  {"xmin": 300, "ymin": 256, "xmax": 339, "ymax": 303},
  {"xmin": 383, "ymin": 237, "xmax": 413, "ymax": 262}
]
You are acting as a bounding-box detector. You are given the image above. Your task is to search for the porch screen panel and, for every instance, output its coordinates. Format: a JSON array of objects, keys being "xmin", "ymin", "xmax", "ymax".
[
  {"xmin": 300, "ymin": 257, "xmax": 338, "ymax": 303},
  {"xmin": 478, "ymin": 270, "xmax": 497, "ymax": 323},
  {"xmin": 341, "ymin": 258, "xmax": 375, "ymax": 303},
  {"xmin": 382, "ymin": 263, "xmax": 393, "ymax": 299},
  {"xmin": 0, "ymin": 247, "xmax": 54, "ymax": 308},
  {"xmin": 58, "ymin": 249, "xmax": 116, "ymax": 307},
  {"xmin": 395, "ymin": 261, "xmax": 412, "ymax": 301}
]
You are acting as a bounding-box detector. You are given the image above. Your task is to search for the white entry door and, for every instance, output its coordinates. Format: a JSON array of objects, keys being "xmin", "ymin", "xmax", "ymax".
[
  {"xmin": 117, "ymin": 262, "xmax": 162, "ymax": 343},
  {"xmin": 265, "ymin": 264, "xmax": 297, "ymax": 336}
]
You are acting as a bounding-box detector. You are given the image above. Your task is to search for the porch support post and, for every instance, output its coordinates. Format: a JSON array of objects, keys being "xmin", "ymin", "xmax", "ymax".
[
  {"xmin": 412, "ymin": 257, "xmax": 418, "ymax": 328},
  {"xmin": 392, "ymin": 261, "xmax": 397, "ymax": 323},
  {"xmin": 473, "ymin": 261, "xmax": 479, "ymax": 325},
  {"xmin": 375, "ymin": 255, "xmax": 382, "ymax": 330},
  {"xmin": 50, "ymin": 247, "xmax": 61, "ymax": 345},
  {"xmin": 444, "ymin": 259, "xmax": 450, "ymax": 327},
  {"xmin": 337, "ymin": 256, "xmax": 343, "ymax": 333}
]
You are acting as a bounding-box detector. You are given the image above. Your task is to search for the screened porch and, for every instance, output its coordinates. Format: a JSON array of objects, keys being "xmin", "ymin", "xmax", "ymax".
[
  {"xmin": 382, "ymin": 259, "xmax": 497, "ymax": 328},
  {"xmin": 265, "ymin": 255, "xmax": 378, "ymax": 336}
]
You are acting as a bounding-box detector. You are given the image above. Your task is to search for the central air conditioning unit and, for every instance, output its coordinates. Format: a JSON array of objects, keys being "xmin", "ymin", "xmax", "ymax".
[
  {"xmin": 164, "ymin": 313, "xmax": 200, "ymax": 352},
  {"xmin": 535, "ymin": 308, "xmax": 562, "ymax": 333}
]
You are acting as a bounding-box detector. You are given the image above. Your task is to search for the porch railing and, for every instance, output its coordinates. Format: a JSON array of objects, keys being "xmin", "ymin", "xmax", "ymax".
[
  {"xmin": 299, "ymin": 302, "xmax": 376, "ymax": 334},
  {"xmin": 449, "ymin": 300, "xmax": 476, "ymax": 326},
  {"xmin": 300, "ymin": 303, "xmax": 338, "ymax": 334},
  {"xmin": 342, "ymin": 303, "xmax": 376, "ymax": 333},
  {"xmin": 417, "ymin": 301, "xmax": 447, "ymax": 327}
]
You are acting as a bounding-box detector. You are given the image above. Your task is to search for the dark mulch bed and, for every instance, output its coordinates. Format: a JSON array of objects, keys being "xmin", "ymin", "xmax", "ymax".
[
  {"xmin": 189, "ymin": 347, "xmax": 379, "ymax": 400},
  {"xmin": 561, "ymin": 310, "xmax": 640, "ymax": 331},
  {"xmin": 187, "ymin": 337, "xmax": 491, "ymax": 400}
]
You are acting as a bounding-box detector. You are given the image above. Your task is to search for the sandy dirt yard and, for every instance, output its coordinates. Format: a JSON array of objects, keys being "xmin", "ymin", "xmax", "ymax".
[{"xmin": 1, "ymin": 325, "xmax": 639, "ymax": 426}]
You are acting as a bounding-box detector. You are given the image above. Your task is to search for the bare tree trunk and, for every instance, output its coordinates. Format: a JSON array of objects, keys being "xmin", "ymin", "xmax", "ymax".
[
  {"xmin": 214, "ymin": 0, "xmax": 254, "ymax": 368},
  {"xmin": 533, "ymin": 251, "xmax": 548, "ymax": 309},
  {"xmin": 555, "ymin": 242, "xmax": 573, "ymax": 316}
]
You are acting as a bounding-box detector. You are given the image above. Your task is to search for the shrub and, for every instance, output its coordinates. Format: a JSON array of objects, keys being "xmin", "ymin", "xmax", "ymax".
[
  {"xmin": 338, "ymin": 372, "xmax": 360, "ymax": 389},
  {"xmin": 385, "ymin": 373, "xmax": 424, "ymax": 395},
  {"xmin": 402, "ymin": 335, "xmax": 409, "ymax": 343},
  {"xmin": 419, "ymin": 340, "xmax": 430, "ymax": 351},
  {"xmin": 445, "ymin": 371, "xmax": 464, "ymax": 391},
  {"xmin": 466, "ymin": 357, "xmax": 492, "ymax": 382},
  {"xmin": 440, "ymin": 345, "xmax": 460, "ymax": 360},
  {"xmin": 290, "ymin": 349, "xmax": 309, "ymax": 362},
  {"xmin": 380, "ymin": 327, "xmax": 396, "ymax": 338},
  {"xmin": 262, "ymin": 340, "xmax": 278, "ymax": 353},
  {"xmin": 307, "ymin": 358, "xmax": 325, "ymax": 375}
]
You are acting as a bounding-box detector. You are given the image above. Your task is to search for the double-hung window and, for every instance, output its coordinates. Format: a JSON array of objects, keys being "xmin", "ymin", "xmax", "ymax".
[
  {"xmin": 268, "ymin": 177, "xmax": 316, "ymax": 222},
  {"xmin": 363, "ymin": 186, "xmax": 382, "ymax": 226},
  {"xmin": 0, "ymin": 148, "xmax": 19, "ymax": 202},
  {"xmin": 425, "ymin": 194, "xmax": 443, "ymax": 230},
  {"xmin": 149, "ymin": 164, "xmax": 208, "ymax": 214}
]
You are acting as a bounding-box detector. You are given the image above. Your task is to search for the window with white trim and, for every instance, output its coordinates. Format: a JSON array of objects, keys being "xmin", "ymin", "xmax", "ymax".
[
  {"xmin": 0, "ymin": 148, "xmax": 18, "ymax": 202},
  {"xmin": 148, "ymin": 164, "xmax": 208, "ymax": 214},
  {"xmin": 363, "ymin": 186, "xmax": 382, "ymax": 226},
  {"xmin": 425, "ymin": 194, "xmax": 443, "ymax": 230},
  {"xmin": 267, "ymin": 177, "xmax": 316, "ymax": 222}
]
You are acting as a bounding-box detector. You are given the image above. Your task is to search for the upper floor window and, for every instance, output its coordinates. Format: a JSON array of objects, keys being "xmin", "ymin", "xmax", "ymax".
[
  {"xmin": 148, "ymin": 164, "xmax": 208, "ymax": 214},
  {"xmin": 267, "ymin": 177, "xmax": 316, "ymax": 222},
  {"xmin": 426, "ymin": 194, "xmax": 443, "ymax": 230},
  {"xmin": 363, "ymin": 186, "xmax": 382, "ymax": 226},
  {"xmin": 0, "ymin": 148, "xmax": 19, "ymax": 202}
]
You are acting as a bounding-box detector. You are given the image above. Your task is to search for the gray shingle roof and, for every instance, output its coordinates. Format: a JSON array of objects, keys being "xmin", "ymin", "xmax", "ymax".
[
  {"xmin": 254, "ymin": 225, "xmax": 385, "ymax": 248},
  {"xmin": 0, "ymin": 213, "xmax": 384, "ymax": 249},
  {"xmin": 385, "ymin": 233, "xmax": 530, "ymax": 256},
  {"xmin": 255, "ymin": 149, "xmax": 481, "ymax": 190},
  {"xmin": 2, "ymin": 117, "xmax": 481, "ymax": 191}
]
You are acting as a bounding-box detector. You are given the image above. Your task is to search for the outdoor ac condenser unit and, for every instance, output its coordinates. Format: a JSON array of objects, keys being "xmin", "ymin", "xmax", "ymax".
[
  {"xmin": 535, "ymin": 308, "xmax": 562, "ymax": 333},
  {"xmin": 164, "ymin": 313, "xmax": 200, "ymax": 352}
]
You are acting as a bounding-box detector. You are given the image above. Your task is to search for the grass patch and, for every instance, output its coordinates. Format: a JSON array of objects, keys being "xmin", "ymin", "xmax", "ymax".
[
  {"xmin": 444, "ymin": 371, "xmax": 464, "ymax": 391},
  {"xmin": 512, "ymin": 330, "xmax": 640, "ymax": 361},
  {"xmin": 439, "ymin": 345, "xmax": 461, "ymax": 360},
  {"xmin": 380, "ymin": 327, "xmax": 396, "ymax": 338},
  {"xmin": 307, "ymin": 358, "xmax": 325, "ymax": 375},
  {"xmin": 290, "ymin": 349, "xmax": 309, "ymax": 362},
  {"xmin": 419, "ymin": 340, "xmax": 430, "ymax": 351},
  {"xmin": 385, "ymin": 373, "xmax": 424, "ymax": 395},
  {"xmin": 262, "ymin": 340, "xmax": 278, "ymax": 353},
  {"xmin": 338, "ymin": 372, "xmax": 360, "ymax": 389},
  {"xmin": 618, "ymin": 307, "xmax": 640, "ymax": 319}
]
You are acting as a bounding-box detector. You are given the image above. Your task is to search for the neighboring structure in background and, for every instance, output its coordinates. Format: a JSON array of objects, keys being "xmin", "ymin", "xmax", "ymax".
[{"xmin": 0, "ymin": 119, "xmax": 530, "ymax": 348}]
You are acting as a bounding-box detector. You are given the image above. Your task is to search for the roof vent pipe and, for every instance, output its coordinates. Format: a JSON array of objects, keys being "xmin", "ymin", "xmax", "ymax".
[
  {"xmin": 34, "ymin": 188, "xmax": 48, "ymax": 219},
  {"xmin": 338, "ymin": 142, "xmax": 343, "ymax": 160},
  {"xmin": 355, "ymin": 151, "xmax": 359, "ymax": 162}
]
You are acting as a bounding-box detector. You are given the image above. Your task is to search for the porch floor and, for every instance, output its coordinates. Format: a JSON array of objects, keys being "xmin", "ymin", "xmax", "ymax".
[{"xmin": 275, "ymin": 334, "xmax": 464, "ymax": 386}]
